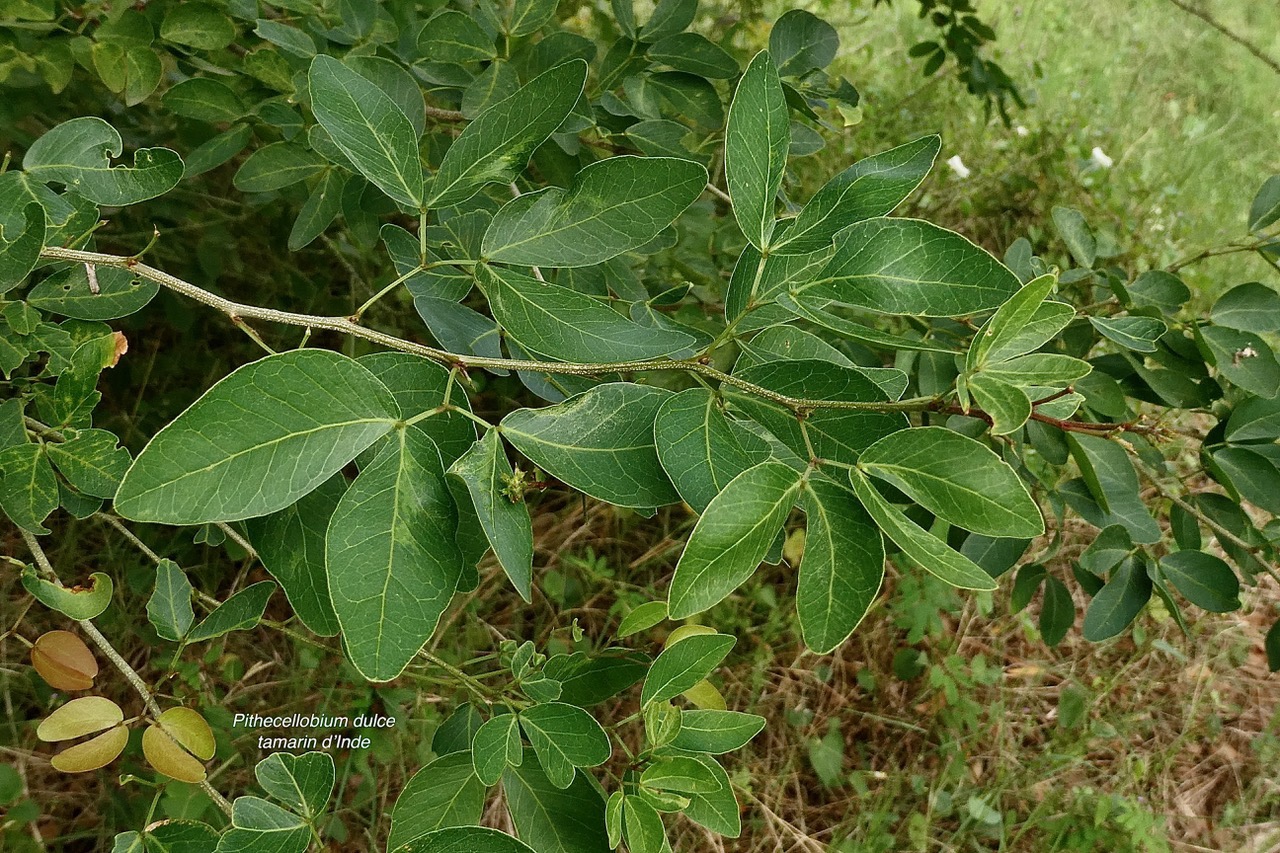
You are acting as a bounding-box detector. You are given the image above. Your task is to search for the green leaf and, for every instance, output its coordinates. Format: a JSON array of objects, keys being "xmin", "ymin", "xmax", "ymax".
[
  {"xmin": 640, "ymin": 632, "xmax": 735, "ymax": 708},
  {"xmin": 648, "ymin": 71, "xmax": 724, "ymax": 129},
  {"xmin": 358, "ymin": 352, "xmax": 477, "ymax": 464},
  {"xmin": 395, "ymin": 827, "xmax": 537, "ymax": 853},
  {"xmin": 654, "ymin": 387, "xmax": 770, "ymax": 513},
  {"xmin": 502, "ymin": 754, "xmax": 610, "ymax": 853},
  {"xmin": 1039, "ymin": 575, "xmax": 1074, "ymax": 646},
  {"xmin": 473, "ymin": 713, "xmax": 523, "ymax": 786},
  {"xmin": 186, "ymin": 582, "xmax": 275, "ymax": 642},
  {"xmin": 773, "ymin": 135, "xmax": 940, "ymax": 255},
  {"xmin": 45, "ymin": 428, "xmax": 130, "ymax": 498},
  {"xmin": 801, "ymin": 218, "xmax": 1021, "ymax": 316},
  {"xmin": 847, "ymin": 469, "xmax": 997, "ymax": 591},
  {"xmin": 1051, "ymin": 206, "xmax": 1095, "ymax": 268},
  {"xmin": 640, "ymin": 0, "xmax": 696, "ymax": 40},
  {"xmin": 667, "ymin": 461, "xmax": 802, "ymax": 618},
  {"xmin": 308, "ymin": 56, "xmax": 424, "ymax": 209},
  {"xmin": 980, "ymin": 353, "xmax": 1092, "ymax": 388},
  {"xmin": 429, "ymin": 60, "xmax": 587, "ymax": 207},
  {"xmin": 543, "ymin": 650, "xmax": 649, "ymax": 706},
  {"xmin": 500, "ymin": 383, "xmax": 679, "ymax": 508},
  {"xmin": 477, "ymin": 266, "xmax": 693, "ymax": 363},
  {"xmin": 640, "ymin": 755, "xmax": 722, "ymax": 793},
  {"xmin": 389, "ymin": 752, "xmax": 486, "ymax": 850},
  {"xmin": 243, "ymin": 474, "xmax": 344, "ymax": 637},
  {"xmin": 22, "ymin": 569, "xmax": 114, "ymax": 620},
  {"xmin": 798, "ymin": 477, "xmax": 885, "ymax": 653},
  {"xmin": 1201, "ymin": 325, "xmax": 1280, "ymax": 398},
  {"xmin": 147, "ymin": 560, "xmax": 194, "ymax": 642},
  {"xmin": 185, "ymin": 124, "xmax": 254, "ymax": 177},
  {"xmin": 482, "ymin": 156, "xmax": 707, "ymax": 267},
  {"xmin": 162, "ymin": 78, "xmax": 246, "ymax": 123},
  {"xmin": 1225, "ymin": 396, "xmax": 1280, "ymax": 442},
  {"xmin": 1126, "ymin": 270, "xmax": 1190, "ymax": 315},
  {"xmin": 0, "ymin": 202, "xmax": 44, "ymax": 292},
  {"xmin": 967, "ymin": 273, "xmax": 1058, "ymax": 369},
  {"xmin": 647, "ymin": 33, "xmax": 738, "ymax": 78},
  {"xmin": 670, "ymin": 709, "xmax": 766, "ymax": 754},
  {"xmin": 518, "ymin": 702, "xmax": 611, "ymax": 789},
  {"xmin": 768, "ymin": 9, "xmax": 838, "ymax": 76},
  {"xmin": 1064, "ymin": 434, "xmax": 1162, "ymax": 544},
  {"xmin": 289, "ymin": 169, "xmax": 347, "ymax": 250},
  {"xmin": 1267, "ymin": 621, "xmax": 1280, "ymax": 672},
  {"xmin": 115, "ymin": 349, "xmax": 399, "ymax": 524},
  {"xmin": 987, "ymin": 301, "xmax": 1076, "ymax": 364},
  {"xmin": 1158, "ymin": 551, "xmax": 1240, "ymax": 613},
  {"xmin": 774, "ymin": 293, "xmax": 960, "ymax": 354},
  {"xmin": 859, "ymin": 427, "xmax": 1043, "ymax": 537},
  {"xmin": 1209, "ymin": 446, "xmax": 1280, "ymax": 514},
  {"xmin": 0, "ymin": 443, "xmax": 58, "ymax": 533},
  {"xmin": 23, "ymin": 117, "xmax": 183, "ymax": 206},
  {"xmin": 1081, "ymin": 557, "xmax": 1152, "ymax": 641},
  {"xmin": 419, "ymin": 11, "xmax": 496, "ymax": 63},
  {"xmin": 447, "ymin": 430, "xmax": 534, "ymax": 601},
  {"xmin": 1210, "ymin": 282, "xmax": 1280, "ymax": 334},
  {"xmin": 967, "ymin": 372, "xmax": 1032, "ymax": 436},
  {"xmin": 255, "ymin": 751, "xmax": 334, "ymax": 821},
  {"xmin": 606, "ymin": 791, "xmax": 623, "ymax": 849},
  {"xmin": 622, "ymin": 796, "xmax": 666, "ymax": 853},
  {"xmin": 1089, "ymin": 316, "xmax": 1167, "ymax": 352},
  {"xmin": 160, "ymin": 2, "xmax": 235, "ymax": 49},
  {"xmin": 327, "ymin": 428, "xmax": 465, "ymax": 681},
  {"xmin": 253, "ymin": 18, "xmax": 316, "ymax": 58},
  {"xmin": 678, "ymin": 754, "xmax": 740, "ymax": 836},
  {"xmin": 1248, "ymin": 174, "xmax": 1280, "ymax": 232},
  {"xmin": 507, "ymin": 0, "xmax": 557, "ymax": 36},
  {"xmin": 617, "ymin": 601, "xmax": 668, "ymax": 638},
  {"xmin": 28, "ymin": 264, "xmax": 159, "ymax": 321},
  {"xmin": 216, "ymin": 796, "xmax": 309, "ymax": 853},
  {"xmin": 726, "ymin": 51, "xmax": 789, "ymax": 250}
]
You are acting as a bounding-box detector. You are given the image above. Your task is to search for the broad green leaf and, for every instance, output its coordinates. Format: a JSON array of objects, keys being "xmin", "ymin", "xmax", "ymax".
[
  {"xmin": 186, "ymin": 582, "xmax": 275, "ymax": 642},
  {"xmin": 396, "ymin": 827, "xmax": 537, "ymax": 853},
  {"xmin": 327, "ymin": 428, "xmax": 465, "ymax": 681},
  {"xmin": 23, "ymin": 117, "xmax": 183, "ymax": 206},
  {"xmin": 518, "ymin": 702, "xmax": 611, "ymax": 789},
  {"xmin": 502, "ymin": 754, "xmax": 609, "ymax": 853},
  {"xmin": 308, "ymin": 56, "xmax": 424, "ymax": 209},
  {"xmin": 726, "ymin": 51, "xmax": 789, "ymax": 250},
  {"xmin": 1201, "ymin": 325, "xmax": 1280, "ymax": 398},
  {"xmin": 50, "ymin": 725, "xmax": 129, "ymax": 774},
  {"xmin": 244, "ymin": 475, "xmax": 344, "ymax": 637},
  {"xmin": 1081, "ymin": 557, "xmax": 1152, "ymax": 641},
  {"xmin": 622, "ymin": 796, "xmax": 666, "ymax": 853},
  {"xmin": 289, "ymin": 169, "xmax": 347, "ymax": 250},
  {"xmin": 606, "ymin": 791, "xmax": 623, "ymax": 849},
  {"xmin": 478, "ymin": 266, "xmax": 693, "ymax": 363},
  {"xmin": 359, "ymin": 352, "xmax": 477, "ymax": 464},
  {"xmin": 142, "ymin": 821, "xmax": 221, "ymax": 852},
  {"xmin": 160, "ymin": 2, "xmax": 235, "ymax": 49},
  {"xmin": 640, "ymin": 0, "xmax": 696, "ymax": 40},
  {"xmin": 801, "ymin": 218, "xmax": 1021, "ymax": 316},
  {"xmin": 774, "ymin": 293, "xmax": 959, "ymax": 354},
  {"xmin": 419, "ymin": 11, "xmax": 496, "ymax": 63},
  {"xmin": 1051, "ymin": 206, "xmax": 1095, "ymax": 268},
  {"xmin": 847, "ymin": 469, "xmax": 997, "ymax": 591},
  {"xmin": 1078, "ymin": 524, "xmax": 1134, "ymax": 575},
  {"xmin": 115, "ymin": 350, "xmax": 399, "ymax": 524},
  {"xmin": 648, "ymin": 71, "xmax": 724, "ymax": 129},
  {"xmin": 967, "ymin": 372, "xmax": 1032, "ymax": 436},
  {"xmin": 1158, "ymin": 551, "xmax": 1240, "ymax": 613},
  {"xmin": 773, "ymin": 135, "xmax": 941, "ymax": 255},
  {"xmin": 980, "ymin": 353, "xmax": 1092, "ymax": 388},
  {"xmin": 654, "ymin": 388, "xmax": 770, "ymax": 513},
  {"xmin": 986, "ymin": 301, "xmax": 1076, "ymax": 364},
  {"xmin": 233, "ymin": 142, "xmax": 327, "ymax": 192},
  {"xmin": 859, "ymin": 427, "xmax": 1043, "ymax": 537},
  {"xmin": 473, "ymin": 713, "xmax": 523, "ymax": 786},
  {"xmin": 253, "ymin": 18, "xmax": 317, "ymax": 57},
  {"xmin": 185, "ymin": 124, "xmax": 254, "ymax": 177},
  {"xmin": 678, "ymin": 753, "xmax": 739, "ymax": 836},
  {"xmin": 38, "ymin": 696, "xmax": 124, "ymax": 742},
  {"xmin": 162, "ymin": 78, "xmax": 246, "ymax": 123},
  {"xmin": 640, "ymin": 755, "xmax": 722, "ymax": 793},
  {"xmin": 0, "ymin": 202, "xmax": 44, "ymax": 292},
  {"xmin": 1089, "ymin": 316, "xmax": 1167, "ymax": 352},
  {"xmin": 967, "ymin": 273, "xmax": 1058, "ymax": 369},
  {"xmin": 798, "ymin": 477, "xmax": 884, "ymax": 653},
  {"xmin": 1210, "ymin": 282, "xmax": 1280, "ymax": 334},
  {"xmin": 147, "ymin": 560, "xmax": 194, "ymax": 642},
  {"xmin": 28, "ymin": 265, "xmax": 159, "ymax": 321},
  {"xmin": 22, "ymin": 569, "xmax": 113, "ymax": 620},
  {"xmin": 1248, "ymin": 174, "xmax": 1280, "ymax": 232},
  {"xmin": 1225, "ymin": 396, "xmax": 1280, "ymax": 443},
  {"xmin": 670, "ymin": 709, "xmax": 765, "ymax": 754},
  {"xmin": 617, "ymin": 601, "xmax": 668, "ymax": 637},
  {"xmin": 429, "ymin": 60, "xmax": 587, "ymax": 207},
  {"xmin": 255, "ymin": 751, "xmax": 334, "ymax": 820},
  {"xmin": 647, "ymin": 33, "xmax": 738, "ymax": 78},
  {"xmin": 483, "ymin": 156, "xmax": 706, "ymax": 267},
  {"xmin": 45, "ymin": 428, "xmax": 130, "ymax": 498},
  {"xmin": 640, "ymin": 632, "xmax": 735, "ymax": 707},
  {"xmin": 667, "ymin": 461, "xmax": 802, "ymax": 618},
  {"xmin": 1065, "ymin": 434, "xmax": 1161, "ymax": 544},
  {"xmin": 768, "ymin": 9, "xmax": 838, "ymax": 76},
  {"xmin": 216, "ymin": 796, "xmax": 308, "ymax": 853},
  {"xmin": 1127, "ymin": 270, "xmax": 1190, "ymax": 315},
  {"xmin": 345, "ymin": 55, "xmax": 428, "ymax": 137},
  {"xmin": 1039, "ymin": 575, "xmax": 1074, "ymax": 646},
  {"xmin": 1209, "ymin": 446, "xmax": 1280, "ymax": 514},
  {"xmin": 389, "ymin": 753, "xmax": 485, "ymax": 850},
  {"xmin": 542, "ymin": 650, "xmax": 649, "ymax": 706},
  {"xmin": 500, "ymin": 383, "xmax": 679, "ymax": 508},
  {"xmin": 507, "ymin": 0, "xmax": 558, "ymax": 36},
  {"xmin": 448, "ymin": 430, "xmax": 534, "ymax": 601}
]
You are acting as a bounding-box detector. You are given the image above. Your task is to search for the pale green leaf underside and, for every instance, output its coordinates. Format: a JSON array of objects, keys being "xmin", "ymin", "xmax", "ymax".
[
  {"xmin": 726, "ymin": 50, "xmax": 789, "ymax": 250},
  {"xmin": 447, "ymin": 430, "xmax": 534, "ymax": 601}
]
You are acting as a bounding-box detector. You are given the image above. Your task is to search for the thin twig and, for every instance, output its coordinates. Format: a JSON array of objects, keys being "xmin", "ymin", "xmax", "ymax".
[{"xmin": 1165, "ymin": 0, "xmax": 1280, "ymax": 75}]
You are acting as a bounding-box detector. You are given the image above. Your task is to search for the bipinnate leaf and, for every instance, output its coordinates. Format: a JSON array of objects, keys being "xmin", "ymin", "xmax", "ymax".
[
  {"xmin": 326, "ymin": 428, "xmax": 466, "ymax": 682},
  {"xmin": 448, "ymin": 430, "xmax": 535, "ymax": 601},
  {"xmin": 640, "ymin": 632, "xmax": 735, "ymax": 708},
  {"xmin": 115, "ymin": 350, "xmax": 399, "ymax": 524},
  {"xmin": 858, "ymin": 427, "xmax": 1044, "ymax": 538},
  {"xmin": 500, "ymin": 383, "xmax": 680, "ymax": 508},
  {"xmin": 667, "ymin": 461, "xmax": 803, "ymax": 618},
  {"xmin": 726, "ymin": 51, "xmax": 789, "ymax": 250},
  {"xmin": 847, "ymin": 469, "xmax": 997, "ymax": 591},
  {"xmin": 22, "ymin": 117, "xmax": 184, "ymax": 205},
  {"xmin": 22, "ymin": 569, "xmax": 114, "ymax": 620},
  {"xmin": 518, "ymin": 702, "xmax": 611, "ymax": 789},
  {"xmin": 801, "ymin": 218, "xmax": 1021, "ymax": 316},
  {"xmin": 31, "ymin": 630, "xmax": 98, "ymax": 691},
  {"xmin": 773, "ymin": 135, "xmax": 941, "ymax": 255},
  {"xmin": 482, "ymin": 156, "xmax": 707, "ymax": 267},
  {"xmin": 255, "ymin": 751, "xmax": 335, "ymax": 821},
  {"xmin": 429, "ymin": 60, "xmax": 587, "ymax": 207},
  {"xmin": 308, "ymin": 56, "xmax": 424, "ymax": 209},
  {"xmin": 38, "ymin": 696, "xmax": 123, "ymax": 742},
  {"xmin": 798, "ymin": 477, "xmax": 884, "ymax": 653},
  {"xmin": 478, "ymin": 265, "xmax": 694, "ymax": 363}
]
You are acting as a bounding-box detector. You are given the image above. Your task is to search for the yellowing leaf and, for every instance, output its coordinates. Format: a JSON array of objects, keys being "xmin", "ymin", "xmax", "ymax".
[
  {"xmin": 38, "ymin": 696, "xmax": 124, "ymax": 742},
  {"xmin": 681, "ymin": 679, "xmax": 726, "ymax": 711},
  {"xmin": 155, "ymin": 707, "xmax": 215, "ymax": 760},
  {"xmin": 31, "ymin": 630, "xmax": 98, "ymax": 691},
  {"xmin": 142, "ymin": 724, "xmax": 207, "ymax": 783},
  {"xmin": 50, "ymin": 724, "xmax": 128, "ymax": 773}
]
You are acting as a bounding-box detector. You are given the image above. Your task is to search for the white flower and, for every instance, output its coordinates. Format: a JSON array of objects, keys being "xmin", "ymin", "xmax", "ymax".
[
  {"xmin": 946, "ymin": 155, "xmax": 971, "ymax": 179},
  {"xmin": 1090, "ymin": 146, "xmax": 1114, "ymax": 169},
  {"xmin": 1015, "ymin": 125, "xmax": 1029, "ymax": 137}
]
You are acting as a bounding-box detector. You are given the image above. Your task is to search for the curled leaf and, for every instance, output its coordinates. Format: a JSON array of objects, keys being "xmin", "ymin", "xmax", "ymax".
[
  {"xmin": 22, "ymin": 569, "xmax": 114, "ymax": 620},
  {"xmin": 31, "ymin": 630, "xmax": 99, "ymax": 691}
]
